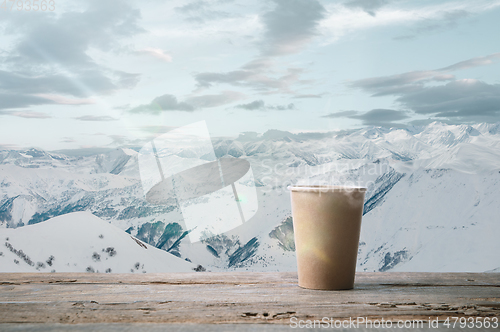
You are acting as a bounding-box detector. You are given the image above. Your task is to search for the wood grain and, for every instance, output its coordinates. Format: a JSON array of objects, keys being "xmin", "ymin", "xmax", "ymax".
[{"xmin": 0, "ymin": 272, "xmax": 498, "ymax": 324}]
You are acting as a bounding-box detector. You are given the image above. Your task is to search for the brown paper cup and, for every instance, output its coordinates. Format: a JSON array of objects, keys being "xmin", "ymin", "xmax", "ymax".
[{"xmin": 289, "ymin": 185, "xmax": 366, "ymax": 290}]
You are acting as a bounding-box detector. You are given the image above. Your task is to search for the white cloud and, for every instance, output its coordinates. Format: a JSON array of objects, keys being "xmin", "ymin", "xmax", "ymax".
[
  {"xmin": 12, "ymin": 111, "xmax": 52, "ymax": 119},
  {"xmin": 136, "ymin": 48, "xmax": 173, "ymax": 62},
  {"xmin": 36, "ymin": 94, "xmax": 97, "ymax": 105},
  {"xmin": 75, "ymin": 115, "xmax": 118, "ymax": 121},
  {"xmin": 319, "ymin": 0, "xmax": 500, "ymax": 44},
  {"xmin": 350, "ymin": 53, "xmax": 500, "ymax": 123}
]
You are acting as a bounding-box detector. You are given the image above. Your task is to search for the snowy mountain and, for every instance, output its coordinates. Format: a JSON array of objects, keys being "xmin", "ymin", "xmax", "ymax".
[
  {"xmin": 1, "ymin": 122, "xmax": 499, "ymax": 272},
  {"xmin": 0, "ymin": 212, "xmax": 196, "ymax": 273}
]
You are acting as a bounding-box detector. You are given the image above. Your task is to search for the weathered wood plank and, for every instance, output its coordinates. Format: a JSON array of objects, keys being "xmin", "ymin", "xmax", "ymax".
[
  {"xmin": 0, "ymin": 272, "xmax": 499, "ymax": 286},
  {"xmin": 0, "ymin": 273, "xmax": 498, "ymax": 324},
  {"xmin": 0, "ymin": 324, "xmax": 315, "ymax": 332},
  {"xmin": 0, "ymin": 323, "xmax": 492, "ymax": 332}
]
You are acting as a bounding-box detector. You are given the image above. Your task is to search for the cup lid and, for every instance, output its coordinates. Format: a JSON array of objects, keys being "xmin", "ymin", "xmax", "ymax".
[{"xmin": 287, "ymin": 185, "xmax": 367, "ymax": 192}]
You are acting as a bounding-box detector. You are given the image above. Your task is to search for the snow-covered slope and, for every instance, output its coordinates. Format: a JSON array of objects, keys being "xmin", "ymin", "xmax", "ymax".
[
  {"xmin": 358, "ymin": 168, "xmax": 500, "ymax": 272},
  {"xmin": 0, "ymin": 212, "xmax": 196, "ymax": 273},
  {"xmin": 93, "ymin": 148, "xmax": 139, "ymax": 177}
]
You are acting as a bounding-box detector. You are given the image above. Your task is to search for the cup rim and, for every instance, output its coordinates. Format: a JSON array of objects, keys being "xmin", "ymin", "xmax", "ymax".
[{"xmin": 287, "ymin": 185, "xmax": 367, "ymax": 192}]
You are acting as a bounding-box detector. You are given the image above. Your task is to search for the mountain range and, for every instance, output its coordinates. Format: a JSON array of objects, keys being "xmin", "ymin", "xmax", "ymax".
[{"xmin": 1, "ymin": 122, "xmax": 499, "ymax": 273}]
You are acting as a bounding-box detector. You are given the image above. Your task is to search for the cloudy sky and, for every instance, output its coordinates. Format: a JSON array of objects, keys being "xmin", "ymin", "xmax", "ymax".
[{"xmin": 1, "ymin": 0, "xmax": 500, "ymax": 151}]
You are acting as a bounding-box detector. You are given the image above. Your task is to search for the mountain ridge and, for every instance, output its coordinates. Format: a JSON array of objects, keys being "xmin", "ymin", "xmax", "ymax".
[{"xmin": 1, "ymin": 122, "xmax": 499, "ymax": 272}]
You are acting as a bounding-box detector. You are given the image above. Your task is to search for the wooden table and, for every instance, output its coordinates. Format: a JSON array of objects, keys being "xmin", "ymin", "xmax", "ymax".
[{"xmin": 0, "ymin": 272, "xmax": 498, "ymax": 331}]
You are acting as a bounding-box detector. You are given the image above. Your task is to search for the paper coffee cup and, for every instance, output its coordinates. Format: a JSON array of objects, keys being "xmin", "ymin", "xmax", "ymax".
[{"xmin": 288, "ymin": 185, "xmax": 366, "ymax": 290}]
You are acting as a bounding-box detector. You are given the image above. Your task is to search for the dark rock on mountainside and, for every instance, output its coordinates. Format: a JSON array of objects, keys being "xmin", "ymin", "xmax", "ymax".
[
  {"xmin": 228, "ymin": 237, "xmax": 259, "ymax": 267},
  {"xmin": 269, "ymin": 216, "xmax": 295, "ymax": 251},
  {"xmin": 363, "ymin": 169, "xmax": 405, "ymax": 215},
  {"xmin": 379, "ymin": 250, "xmax": 409, "ymax": 272}
]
